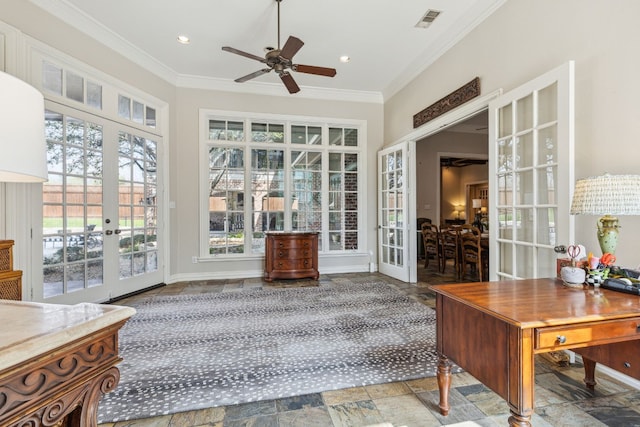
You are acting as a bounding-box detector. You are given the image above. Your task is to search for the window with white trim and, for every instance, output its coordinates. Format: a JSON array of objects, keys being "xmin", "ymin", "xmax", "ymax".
[{"xmin": 203, "ymin": 113, "xmax": 363, "ymax": 256}]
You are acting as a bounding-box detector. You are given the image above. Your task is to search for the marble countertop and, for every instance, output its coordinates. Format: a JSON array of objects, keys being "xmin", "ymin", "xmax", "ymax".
[{"xmin": 0, "ymin": 300, "xmax": 136, "ymax": 371}]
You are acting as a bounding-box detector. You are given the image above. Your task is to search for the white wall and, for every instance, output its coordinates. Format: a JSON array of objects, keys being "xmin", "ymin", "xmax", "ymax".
[
  {"xmin": 387, "ymin": 0, "xmax": 640, "ymax": 267},
  {"xmin": 415, "ymin": 131, "xmax": 488, "ymax": 224},
  {"xmin": 172, "ymin": 89, "xmax": 383, "ymax": 280}
]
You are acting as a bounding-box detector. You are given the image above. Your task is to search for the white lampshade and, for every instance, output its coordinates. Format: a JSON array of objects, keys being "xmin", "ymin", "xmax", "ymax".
[
  {"xmin": 0, "ymin": 71, "xmax": 47, "ymax": 182},
  {"xmin": 472, "ymin": 199, "xmax": 482, "ymax": 209},
  {"xmin": 570, "ymin": 174, "xmax": 640, "ymax": 215}
]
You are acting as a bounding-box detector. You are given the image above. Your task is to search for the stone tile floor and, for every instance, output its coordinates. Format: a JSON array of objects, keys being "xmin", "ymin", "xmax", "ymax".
[{"xmin": 98, "ymin": 262, "xmax": 640, "ymax": 426}]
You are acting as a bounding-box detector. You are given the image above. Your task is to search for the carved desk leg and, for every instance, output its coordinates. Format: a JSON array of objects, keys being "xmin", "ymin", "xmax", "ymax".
[{"xmin": 437, "ymin": 354, "xmax": 451, "ymax": 416}]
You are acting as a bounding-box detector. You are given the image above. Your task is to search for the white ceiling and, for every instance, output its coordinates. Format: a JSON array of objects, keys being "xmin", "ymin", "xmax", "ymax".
[{"xmin": 31, "ymin": 0, "xmax": 505, "ymax": 100}]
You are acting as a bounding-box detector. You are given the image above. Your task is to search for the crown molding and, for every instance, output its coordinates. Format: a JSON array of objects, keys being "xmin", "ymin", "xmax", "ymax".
[
  {"xmin": 176, "ymin": 74, "xmax": 383, "ymax": 104},
  {"xmin": 30, "ymin": 0, "xmax": 179, "ymax": 85}
]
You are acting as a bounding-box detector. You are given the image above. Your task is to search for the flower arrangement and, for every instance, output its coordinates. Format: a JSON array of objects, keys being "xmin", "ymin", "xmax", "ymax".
[{"xmin": 586, "ymin": 252, "xmax": 616, "ymax": 285}]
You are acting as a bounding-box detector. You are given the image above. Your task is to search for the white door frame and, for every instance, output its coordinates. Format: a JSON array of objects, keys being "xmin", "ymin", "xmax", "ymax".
[{"xmin": 386, "ymin": 90, "xmax": 502, "ymax": 282}]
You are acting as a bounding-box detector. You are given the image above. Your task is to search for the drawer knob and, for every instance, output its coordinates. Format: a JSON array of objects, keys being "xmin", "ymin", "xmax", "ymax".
[
  {"xmin": 279, "ymin": 251, "xmax": 284, "ymax": 257},
  {"xmin": 625, "ymin": 362, "xmax": 632, "ymax": 369},
  {"xmin": 637, "ymin": 324, "xmax": 640, "ymax": 333},
  {"xmin": 278, "ymin": 262, "xmax": 283, "ymax": 267},
  {"xmin": 557, "ymin": 335, "xmax": 567, "ymax": 344},
  {"xmin": 279, "ymin": 242, "xmax": 284, "ymax": 247}
]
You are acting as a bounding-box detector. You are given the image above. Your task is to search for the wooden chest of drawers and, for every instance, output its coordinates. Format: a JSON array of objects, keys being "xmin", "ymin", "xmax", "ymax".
[{"xmin": 264, "ymin": 232, "xmax": 319, "ymax": 282}]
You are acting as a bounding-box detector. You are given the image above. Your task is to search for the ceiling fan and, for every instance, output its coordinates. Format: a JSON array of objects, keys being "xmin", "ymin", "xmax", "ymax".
[{"xmin": 221, "ymin": 0, "xmax": 337, "ymax": 94}]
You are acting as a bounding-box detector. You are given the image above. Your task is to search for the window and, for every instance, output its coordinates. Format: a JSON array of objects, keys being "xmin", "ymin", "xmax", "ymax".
[
  {"xmin": 203, "ymin": 113, "xmax": 364, "ymax": 257},
  {"xmin": 118, "ymin": 94, "xmax": 157, "ymax": 129},
  {"xmin": 209, "ymin": 147, "xmax": 245, "ymax": 254},
  {"xmin": 42, "ymin": 61, "xmax": 103, "ymax": 110}
]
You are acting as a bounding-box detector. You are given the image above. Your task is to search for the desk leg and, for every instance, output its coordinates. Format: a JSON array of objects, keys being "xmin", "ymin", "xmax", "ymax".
[
  {"xmin": 437, "ymin": 355, "xmax": 451, "ymax": 415},
  {"xmin": 582, "ymin": 357, "xmax": 597, "ymax": 390},
  {"xmin": 508, "ymin": 412, "xmax": 532, "ymax": 427}
]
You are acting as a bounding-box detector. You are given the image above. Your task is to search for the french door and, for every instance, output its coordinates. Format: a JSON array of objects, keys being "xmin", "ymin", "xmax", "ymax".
[
  {"xmin": 38, "ymin": 103, "xmax": 163, "ymax": 303},
  {"xmin": 488, "ymin": 62, "xmax": 575, "ymax": 279},
  {"xmin": 378, "ymin": 142, "xmax": 410, "ymax": 282}
]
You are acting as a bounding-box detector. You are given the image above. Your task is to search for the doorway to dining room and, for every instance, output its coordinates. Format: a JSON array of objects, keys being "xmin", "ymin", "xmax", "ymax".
[{"xmin": 415, "ymin": 110, "xmax": 489, "ymax": 230}]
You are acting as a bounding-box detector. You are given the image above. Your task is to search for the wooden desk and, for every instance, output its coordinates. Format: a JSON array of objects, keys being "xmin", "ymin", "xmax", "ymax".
[
  {"xmin": 431, "ymin": 279, "xmax": 640, "ymax": 426},
  {"xmin": 0, "ymin": 300, "xmax": 135, "ymax": 426}
]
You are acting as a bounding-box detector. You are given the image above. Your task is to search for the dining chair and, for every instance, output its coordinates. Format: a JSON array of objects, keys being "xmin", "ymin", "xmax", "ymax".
[
  {"xmin": 439, "ymin": 225, "xmax": 459, "ymax": 276},
  {"xmin": 421, "ymin": 223, "xmax": 440, "ymax": 271},
  {"xmin": 460, "ymin": 224, "xmax": 484, "ymax": 281}
]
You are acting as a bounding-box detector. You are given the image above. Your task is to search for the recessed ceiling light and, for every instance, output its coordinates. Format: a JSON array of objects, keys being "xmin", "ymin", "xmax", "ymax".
[
  {"xmin": 177, "ymin": 35, "xmax": 191, "ymax": 44},
  {"xmin": 339, "ymin": 55, "xmax": 350, "ymax": 63}
]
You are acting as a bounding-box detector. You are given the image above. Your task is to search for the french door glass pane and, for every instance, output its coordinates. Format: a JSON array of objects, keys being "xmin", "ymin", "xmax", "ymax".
[
  {"xmin": 43, "ymin": 111, "xmax": 104, "ymax": 298},
  {"xmin": 537, "ymin": 166, "xmax": 557, "ymax": 205},
  {"xmin": 381, "ymin": 151, "xmax": 402, "ymax": 265},
  {"xmin": 118, "ymin": 132, "xmax": 159, "ymax": 278},
  {"xmin": 536, "ymin": 207, "xmax": 557, "ymax": 246},
  {"xmin": 538, "ymin": 83, "xmax": 558, "ymax": 124}
]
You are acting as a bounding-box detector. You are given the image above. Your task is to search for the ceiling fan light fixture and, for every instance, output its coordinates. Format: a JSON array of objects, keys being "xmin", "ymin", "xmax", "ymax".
[{"xmin": 221, "ymin": 0, "xmax": 337, "ymax": 94}]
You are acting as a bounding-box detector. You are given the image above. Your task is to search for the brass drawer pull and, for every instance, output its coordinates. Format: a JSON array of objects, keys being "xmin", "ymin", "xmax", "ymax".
[
  {"xmin": 557, "ymin": 335, "xmax": 567, "ymax": 344},
  {"xmin": 279, "ymin": 251, "xmax": 284, "ymax": 257}
]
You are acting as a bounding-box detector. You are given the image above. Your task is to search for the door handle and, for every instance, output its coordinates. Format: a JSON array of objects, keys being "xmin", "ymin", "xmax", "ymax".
[{"xmin": 105, "ymin": 230, "xmax": 113, "ymax": 235}]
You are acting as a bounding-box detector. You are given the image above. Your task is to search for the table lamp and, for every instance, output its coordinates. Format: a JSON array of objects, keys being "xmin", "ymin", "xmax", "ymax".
[
  {"xmin": 0, "ymin": 71, "xmax": 47, "ymax": 182},
  {"xmin": 570, "ymin": 173, "xmax": 640, "ymax": 254},
  {"xmin": 0, "ymin": 71, "xmax": 48, "ymax": 300}
]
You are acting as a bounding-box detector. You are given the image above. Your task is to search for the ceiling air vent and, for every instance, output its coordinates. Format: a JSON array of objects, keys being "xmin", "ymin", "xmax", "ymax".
[{"xmin": 415, "ymin": 9, "xmax": 442, "ymax": 28}]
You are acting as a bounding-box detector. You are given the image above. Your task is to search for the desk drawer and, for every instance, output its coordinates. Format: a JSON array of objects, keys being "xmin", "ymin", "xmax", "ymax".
[{"xmin": 536, "ymin": 317, "xmax": 640, "ymax": 350}]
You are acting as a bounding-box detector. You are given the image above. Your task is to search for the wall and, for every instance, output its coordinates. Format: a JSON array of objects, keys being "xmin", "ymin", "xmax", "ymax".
[
  {"xmin": 172, "ymin": 90, "xmax": 383, "ymax": 280},
  {"xmin": 415, "ymin": 131, "xmax": 488, "ymax": 224},
  {"xmin": 387, "ymin": 0, "xmax": 640, "ymax": 267}
]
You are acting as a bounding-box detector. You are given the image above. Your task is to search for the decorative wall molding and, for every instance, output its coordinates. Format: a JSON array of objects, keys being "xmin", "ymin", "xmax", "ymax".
[{"xmin": 413, "ymin": 77, "xmax": 480, "ymax": 128}]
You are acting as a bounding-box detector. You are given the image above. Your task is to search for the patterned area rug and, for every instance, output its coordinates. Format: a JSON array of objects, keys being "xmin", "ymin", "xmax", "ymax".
[{"xmin": 98, "ymin": 282, "xmax": 448, "ymax": 422}]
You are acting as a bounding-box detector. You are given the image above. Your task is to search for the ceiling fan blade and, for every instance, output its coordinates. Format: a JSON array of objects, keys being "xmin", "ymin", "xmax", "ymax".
[
  {"xmin": 222, "ymin": 46, "xmax": 266, "ymax": 63},
  {"xmin": 279, "ymin": 36, "xmax": 304, "ymax": 61},
  {"xmin": 235, "ymin": 68, "xmax": 272, "ymax": 83},
  {"xmin": 293, "ymin": 64, "xmax": 337, "ymax": 77},
  {"xmin": 279, "ymin": 72, "xmax": 300, "ymax": 94}
]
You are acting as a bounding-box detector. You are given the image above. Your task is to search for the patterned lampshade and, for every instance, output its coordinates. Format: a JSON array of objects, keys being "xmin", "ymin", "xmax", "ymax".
[{"xmin": 570, "ymin": 174, "xmax": 640, "ymax": 215}]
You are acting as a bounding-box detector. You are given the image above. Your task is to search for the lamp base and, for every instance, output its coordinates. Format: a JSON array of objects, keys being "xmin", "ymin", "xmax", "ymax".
[{"xmin": 597, "ymin": 215, "xmax": 619, "ymax": 254}]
